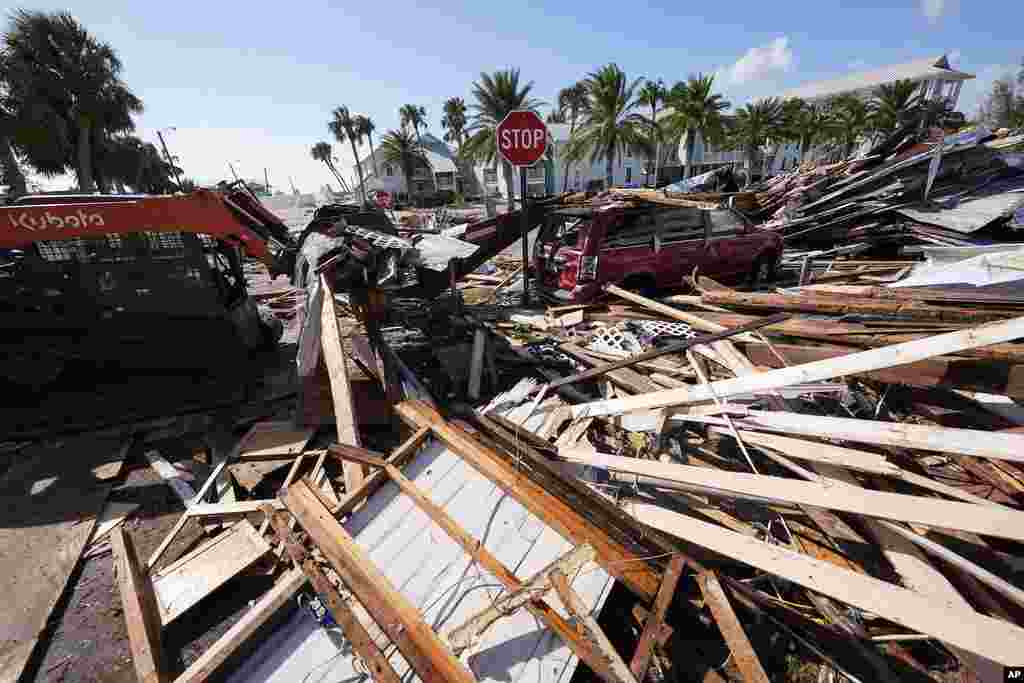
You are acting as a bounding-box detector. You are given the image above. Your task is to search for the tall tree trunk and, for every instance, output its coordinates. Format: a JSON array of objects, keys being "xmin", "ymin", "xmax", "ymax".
[
  {"xmin": 562, "ymin": 119, "xmax": 575, "ymax": 193},
  {"xmin": 77, "ymin": 117, "xmax": 95, "ymax": 192},
  {"xmin": 349, "ymin": 139, "xmax": 366, "ymax": 204},
  {"xmin": 414, "ymin": 129, "xmax": 438, "ymax": 193},
  {"xmin": 605, "ymin": 156, "xmax": 613, "ymax": 190},
  {"xmin": 0, "ymin": 136, "xmax": 27, "ymax": 197},
  {"xmin": 368, "ymin": 133, "xmax": 378, "ymax": 177},
  {"xmin": 502, "ymin": 160, "xmax": 517, "ymax": 211}
]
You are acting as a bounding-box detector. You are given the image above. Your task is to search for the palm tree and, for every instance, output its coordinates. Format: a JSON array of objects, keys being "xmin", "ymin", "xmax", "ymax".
[
  {"xmin": 2, "ymin": 11, "xmax": 142, "ymax": 191},
  {"xmin": 569, "ymin": 64, "xmax": 646, "ymax": 190},
  {"xmin": 379, "ymin": 128, "xmax": 428, "ymax": 205},
  {"xmin": 546, "ymin": 110, "xmax": 567, "ymax": 124},
  {"xmin": 664, "ymin": 73, "xmax": 730, "ymax": 180},
  {"xmin": 555, "ymin": 82, "xmax": 589, "ymax": 192},
  {"xmin": 729, "ymin": 97, "xmax": 785, "ymax": 183},
  {"xmin": 441, "ymin": 97, "xmax": 468, "ymax": 152},
  {"xmin": 310, "ymin": 141, "xmax": 348, "ymax": 191},
  {"xmin": 399, "ymin": 104, "xmax": 435, "ymax": 192},
  {"xmin": 355, "ymin": 115, "xmax": 378, "ymax": 178},
  {"xmin": 870, "ymin": 80, "xmax": 921, "ymax": 134},
  {"xmin": 0, "ymin": 91, "xmax": 26, "ymax": 196},
  {"xmin": 780, "ymin": 98, "xmax": 829, "ymax": 164},
  {"xmin": 463, "ymin": 68, "xmax": 542, "ymax": 208},
  {"xmin": 637, "ymin": 79, "xmax": 666, "ymax": 186},
  {"xmin": 328, "ymin": 106, "xmax": 367, "ymax": 204},
  {"xmin": 826, "ymin": 94, "xmax": 871, "ymax": 158}
]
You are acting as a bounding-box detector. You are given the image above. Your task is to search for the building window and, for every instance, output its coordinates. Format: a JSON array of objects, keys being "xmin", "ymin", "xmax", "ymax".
[
  {"xmin": 416, "ymin": 182, "xmax": 425, "ymax": 193},
  {"xmin": 413, "ymin": 167, "xmax": 428, "ymax": 179},
  {"xmin": 384, "ymin": 164, "xmax": 394, "ymax": 177},
  {"xmin": 437, "ymin": 172, "xmax": 454, "ymax": 189},
  {"xmin": 526, "ymin": 165, "xmax": 544, "ymax": 180},
  {"xmin": 625, "ymin": 167, "xmax": 632, "ymax": 183},
  {"xmin": 626, "ymin": 147, "xmax": 632, "ymax": 158},
  {"xmin": 483, "ymin": 168, "xmax": 498, "ymax": 184}
]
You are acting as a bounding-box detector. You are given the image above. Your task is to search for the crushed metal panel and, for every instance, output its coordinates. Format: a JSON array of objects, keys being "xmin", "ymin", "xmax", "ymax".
[
  {"xmin": 227, "ymin": 439, "xmax": 615, "ymax": 683},
  {"xmin": 896, "ymin": 183, "xmax": 1024, "ymax": 233}
]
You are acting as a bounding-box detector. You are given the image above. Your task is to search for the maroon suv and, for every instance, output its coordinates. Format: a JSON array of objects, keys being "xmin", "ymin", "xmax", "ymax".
[{"xmin": 535, "ymin": 204, "xmax": 782, "ymax": 302}]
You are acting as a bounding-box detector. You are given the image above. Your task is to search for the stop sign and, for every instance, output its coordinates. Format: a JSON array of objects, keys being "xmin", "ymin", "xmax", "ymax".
[{"xmin": 496, "ymin": 110, "xmax": 548, "ymax": 167}]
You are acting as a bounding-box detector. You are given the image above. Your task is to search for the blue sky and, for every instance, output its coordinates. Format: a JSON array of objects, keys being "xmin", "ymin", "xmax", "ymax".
[{"xmin": 17, "ymin": 0, "xmax": 1024, "ymax": 192}]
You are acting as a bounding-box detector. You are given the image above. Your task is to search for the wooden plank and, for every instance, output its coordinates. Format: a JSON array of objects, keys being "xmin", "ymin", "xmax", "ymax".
[
  {"xmin": 152, "ymin": 520, "xmax": 271, "ymax": 625},
  {"xmin": 110, "ymin": 526, "xmax": 168, "ymax": 683},
  {"xmin": 91, "ymin": 501, "xmax": 141, "ymax": 544},
  {"xmin": 561, "ymin": 344, "xmax": 662, "ymax": 394},
  {"xmin": 622, "ymin": 498, "xmax": 1024, "ymax": 666},
  {"xmin": 696, "ymin": 571, "xmax": 770, "ymax": 683},
  {"xmin": 695, "ymin": 409, "xmax": 1024, "ymax": 463},
  {"xmin": 714, "ymin": 428, "xmax": 1008, "ymax": 507},
  {"xmin": 265, "ymin": 508, "xmax": 402, "ymax": 683},
  {"xmin": 384, "ymin": 463, "xmax": 616, "ymax": 676},
  {"xmin": 550, "ymin": 569, "xmax": 639, "ymax": 683},
  {"xmin": 185, "ymin": 500, "xmax": 284, "ymax": 517},
  {"xmin": 282, "ymin": 478, "xmax": 478, "ymax": 683},
  {"xmin": 556, "ymin": 447, "xmax": 1024, "ymax": 542},
  {"xmin": 396, "ymin": 401, "xmax": 662, "ymax": 601},
  {"xmin": 329, "ymin": 443, "xmax": 388, "ymax": 469},
  {"xmin": 742, "ymin": 341, "xmax": 1024, "ymax": 399},
  {"xmin": 333, "ymin": 426, "xmax": 431, "ymax": 517},
  {"xmin": 320, "ymin": 274, "xmax": 364, "ymax": 493},
  {"xmin": 0, "ymin": 437, "xmax": 121, "ymax": 683},
  {"xmin": 173, "ymin": 568, "xmax": 306, "ymax": 683},
  {"xmin": 570, "ymin": 315, "xmax": 1024, "ymax": 418},
  {"xmin": 446, "ymin": 545, "xmax": 596, "ymax": 654},
  {"xmin": 630, "ymin": 555, "xmax": 684, "ymax": 681}
]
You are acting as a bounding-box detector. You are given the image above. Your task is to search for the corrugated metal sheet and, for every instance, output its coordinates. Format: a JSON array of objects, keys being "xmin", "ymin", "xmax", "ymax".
[
  {"xmin": 896, "ymin": 178, "xmax": 1024, "ymax": 233},
  {"xmin": 228, "ymin": 416, "xmax": 614, "ymax": 683}
]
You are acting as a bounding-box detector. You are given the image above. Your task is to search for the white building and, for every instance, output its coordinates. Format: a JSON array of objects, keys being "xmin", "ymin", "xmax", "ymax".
[
  {"xmin": 678, "ymin": 54, "xmax": 975, "ymax": 180},
  {"xmin": 354, "ymin": 133, "xmax": 470, "ymax": 199}
]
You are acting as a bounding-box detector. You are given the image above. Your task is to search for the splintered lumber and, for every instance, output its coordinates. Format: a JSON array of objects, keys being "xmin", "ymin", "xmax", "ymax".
[
  {"xmin": 550, "ymin": 313, "xmax": 789, "ymax": 390},
  {"xmin": 282, "ymin": 478, "xmax": 478, "ymax": 683},
  {"xmin": 235, "ymin": 421, "xmax": 314, "ymax": 458},
  {"xmin": 320, "ymin": 274, "xmax": 364, "ymax": 493},
  {"xmin": 561, "ymin": 344, "xmax": 661, "ymax": 394},
  {"xmin": 630, "ymin": 555, "xmax": 685, "ymax": 680},
  {"xmin": 468, "ymin": 328, "xmax": 486, "ymax": 400},
  {"xmin": 696, "ymin": 409, "xmax": 1024, "ymax": 463},
  {"xmin": 329, "ymin": 443, "xmax": 388, "ymax": 469},
  {"xmin": 397, "ymin": 401, "xmax": 662, "ymax": 600},
  {"xmin": 560, "ymin": 447, "xmax": 1024, "ymax": 541},
  {"xmin": 143, "ymin": 449, "xmax": 196, "ymax": 504},
  {"xmin": 333, "ymin": 426, "xmax": 431, "ymax": 517},
  {"xmin": 110, "ymin": 527, "xmax": 168, "ymax": 683},
  {"xmin": 151, "ymin": 520, "xmax": 271, "ymax": 625},
  {"xmin": 265, "ymin": 508, "xmax": 401, "ymax": 683},
  {"xmin": 381, "ymin": 464, "xmax": 617, "ymax": 675},
  {"xmin": 695, "ymin": 571, "xmax": 770, "ymax": 683},
  {"xmin": 621, "ymin": 499, "xmax": 1024, "ymax": 666},
  {"xmin": 446, "ymin": 544, "xmax": 596, "ymax": 654},
  {"xmin": 569, "ymin": 315, "xmax": 1024, "ymax": 418},
  {"xmin": 742, "ymin": 341, "xmax": 1024, "ymax": 399},
  {"xmin": 712, "ymin": 428, "xmax": 1007, "ymax": 507},
  {"xmin": 549, "ymin": 569, "xmax": 639, "ymax": 683},
  {"xmin": 174, "ymin": 568, "xmax": 305, "ymax": 683},
  {"xmin": 701, "ymin": 290, "xmax": 1016, "ymax": 324}
]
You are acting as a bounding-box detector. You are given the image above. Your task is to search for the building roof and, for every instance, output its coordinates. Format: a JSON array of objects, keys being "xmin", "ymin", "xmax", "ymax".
[
  {"xmin": 779, "ymin": 55, "xmax": 974, "ymax": 102},
  {"xmin": 356, "ymin": 132, "xmax": 457, "ymax": 174}
]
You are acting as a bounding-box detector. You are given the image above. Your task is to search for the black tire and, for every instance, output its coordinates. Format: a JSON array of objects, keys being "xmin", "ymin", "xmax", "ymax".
[{"xmin": 748, "ymin": 255, "xmax": 777, "ymax": 290}]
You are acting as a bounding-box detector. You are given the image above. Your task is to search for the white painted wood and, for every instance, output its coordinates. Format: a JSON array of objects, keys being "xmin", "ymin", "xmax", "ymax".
[
  {"xmin": 143, "ymin": 450, "xmax": 195, "ymax": 503},
  {"xmin": 557, "ymin": 447, "xmax": 1024, "ymax": 542},
  {"xmin": 687, "ymin": 410, "xmax": 1024, "ymax": 463},
  {"xmin": 570, "ymin": 315, "xmax": 1024, "ymax": 419},
  {"xmin": 185, "ymin": 500, "xmax": 284, "ymax": 517},
  {"xmin": 91, "ymin": 502, "xmax": 140, "ymax": 543},
  {"xmin": 620, "ymin": 499, "xmax": 1024, "ymax": 666},
  {"xmin": 714, "ymin": 428, "xmax": 1008, "ymax": 507}
]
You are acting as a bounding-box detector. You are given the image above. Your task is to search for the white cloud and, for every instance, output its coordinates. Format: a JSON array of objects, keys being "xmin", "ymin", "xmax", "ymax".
[
  {"xmin": 921, "ymin": 0, "xmax": 945, "ymax": 22},
  {"xmin": 721, "ymin": 37, "xmax": 794, "ymax": 85}
]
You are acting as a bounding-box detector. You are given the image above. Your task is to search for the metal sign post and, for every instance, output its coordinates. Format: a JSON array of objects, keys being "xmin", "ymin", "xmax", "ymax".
[{"xmin": 496, "ymin": 110, "xmax": 548, "ymax": 308}]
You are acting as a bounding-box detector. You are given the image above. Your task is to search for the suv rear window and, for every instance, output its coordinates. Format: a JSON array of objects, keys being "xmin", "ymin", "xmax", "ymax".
[
  {"xmin": 658, "ymin": 208, "xmax": 704, "ymax": 243},
  {"xmin": 604, "ymin": 212, "xmax": 657, "ymax": 248}
]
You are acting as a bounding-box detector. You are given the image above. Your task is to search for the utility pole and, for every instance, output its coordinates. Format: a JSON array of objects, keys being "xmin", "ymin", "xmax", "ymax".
[
  {"xmin": 264, "ymin": 168, "xmax": 271, "ymax": 194},
  {"xmin": 156, "ymin": 129, "xmax": 184, "ymax": 191}
]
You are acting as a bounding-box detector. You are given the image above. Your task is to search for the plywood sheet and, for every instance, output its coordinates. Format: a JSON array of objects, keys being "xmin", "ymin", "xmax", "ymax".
[
  {"xmin": 152, "ymin": 520, "xmax": 270, "ymax": 626},
  {"xmin": 236, "ymin": 421, "xmax": 314, "ymax": 459}
]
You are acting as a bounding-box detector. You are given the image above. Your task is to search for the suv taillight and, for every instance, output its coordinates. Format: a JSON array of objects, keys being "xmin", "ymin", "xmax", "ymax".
[{"xmin": 577, "ymin": 255, "xmax": 598, "ymax": 282}]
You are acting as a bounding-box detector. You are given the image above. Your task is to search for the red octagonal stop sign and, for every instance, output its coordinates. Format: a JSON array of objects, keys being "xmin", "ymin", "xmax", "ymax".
[{"xmin": 496, "ymin": 110, "xmax": 548, "ymax": 167}]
